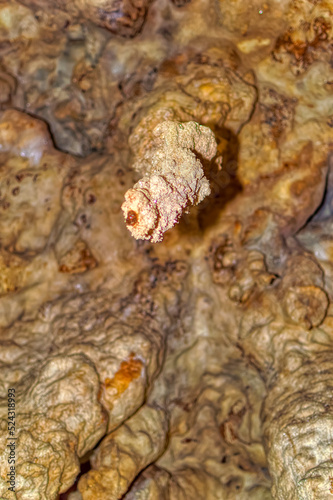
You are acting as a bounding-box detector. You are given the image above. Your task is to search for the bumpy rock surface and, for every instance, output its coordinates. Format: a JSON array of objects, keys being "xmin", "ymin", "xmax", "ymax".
[
  {"xmin": 0, "ymin": 0, "xmax": 332, "ymax": 499},
  {"xmin": 122, "ymin": 120, "xmax": 217, "ymax": 242}
]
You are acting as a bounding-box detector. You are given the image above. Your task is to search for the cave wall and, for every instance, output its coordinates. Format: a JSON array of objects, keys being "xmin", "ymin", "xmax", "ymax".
[{"xmin": 0, "ymin": 0, "xmax": 332, "ymax": 499}]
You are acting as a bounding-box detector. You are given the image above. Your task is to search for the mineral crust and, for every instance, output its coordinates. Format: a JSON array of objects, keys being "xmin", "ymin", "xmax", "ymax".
[{"xmin": 122, "ymin": 120, "xmax": 217, "ymax": 242}]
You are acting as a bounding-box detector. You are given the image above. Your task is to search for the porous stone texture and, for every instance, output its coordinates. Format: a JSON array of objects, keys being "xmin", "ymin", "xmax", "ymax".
[
  {"xmin": 78, "ymin": 405, "xmax": 168, "ymax": 499},
  {"xmin": 0, "ymin": 0, "xmax": 332, "ymax": 499},
  {"xmin": 122, "ymin": 120, "xmax": 217, "ymax": 242}
]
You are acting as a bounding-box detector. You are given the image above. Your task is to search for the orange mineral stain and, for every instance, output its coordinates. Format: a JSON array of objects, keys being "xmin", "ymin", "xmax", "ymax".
[
  {"xmin": 329, "ymin": 477, "xmax": 333, "ymax": 495},
  {"xmin": 126, "ymin": 210, "xmax": 138, "ymax": 226},
  {"xmin": 104, "ymin": 353, "xmax": 143, "ymax": 396}
]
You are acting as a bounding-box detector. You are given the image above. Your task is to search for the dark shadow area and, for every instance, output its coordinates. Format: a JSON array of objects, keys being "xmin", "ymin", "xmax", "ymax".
[
  {"xmin": 296, "ymin": 152, "xmax": 333, "ymax": 236},
  {"xmin": 197, "ymin": 126, "xmax": 242, "ymax": 232},
  {"xmin": 306, "ymin": 153, "xmax": 333, "ymax": 222},
  {"xmin": 58, "ymin": 426, "xmax": 111, "ymax": 499},
  {"xmin": 58, "ymin": 456, "xmax": 91, "ymax": 499}
]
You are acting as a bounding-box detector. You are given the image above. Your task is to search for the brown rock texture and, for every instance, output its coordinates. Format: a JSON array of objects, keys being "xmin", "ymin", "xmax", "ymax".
[{"xmin": 0, "ymin": 0, "xmax": 332, "ymax": 499}]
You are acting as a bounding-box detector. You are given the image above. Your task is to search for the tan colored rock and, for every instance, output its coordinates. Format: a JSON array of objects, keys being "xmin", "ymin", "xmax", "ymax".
[
  {"xmin": 0, "ymin": 354, "xmax": 106, "ymax": 499},
  {"xmin": 78, "ymin": 405, "xmax": 168, "ymax": 499},
  {"xmin": 0, "ymin": 1, "xmax": 332, "ymax": 499},
  {"xmin": 0, "ymin": 258, "xmax": 185, "ymax": 497},
  {"xmin": 0, "ymin": 3, "xmax": 39, "ymax": 41},
  {"xmin": 76, "ymin": 0, "xmax": 152, "ymax": 37},
  {"xmin": 57, "ymin": 240, "xmax": 97, "ymax": 274},
  {"xmin": 122, "ymin": 121, "xmax": 217, "ymax": 242}
]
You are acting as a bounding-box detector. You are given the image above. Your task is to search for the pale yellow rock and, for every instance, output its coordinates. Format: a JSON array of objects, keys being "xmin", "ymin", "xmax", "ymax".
[
  {"xmin": 79, "ymin": 406, "xmax": 168, "ymax": 499},
  {"xmin": 122, "ymin": 121, "xmax": 217, "ymax": 243},
  {"xmin": 237, "ymin": 38, "xmax": 272, "ymax": 54},
  {"xmin": 0, "ymin": 0, "xmax": 332, "ymax": 499},
  {"xmin": 0, "ymin": 3, "xmax": 39, "ymax": 41}
]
